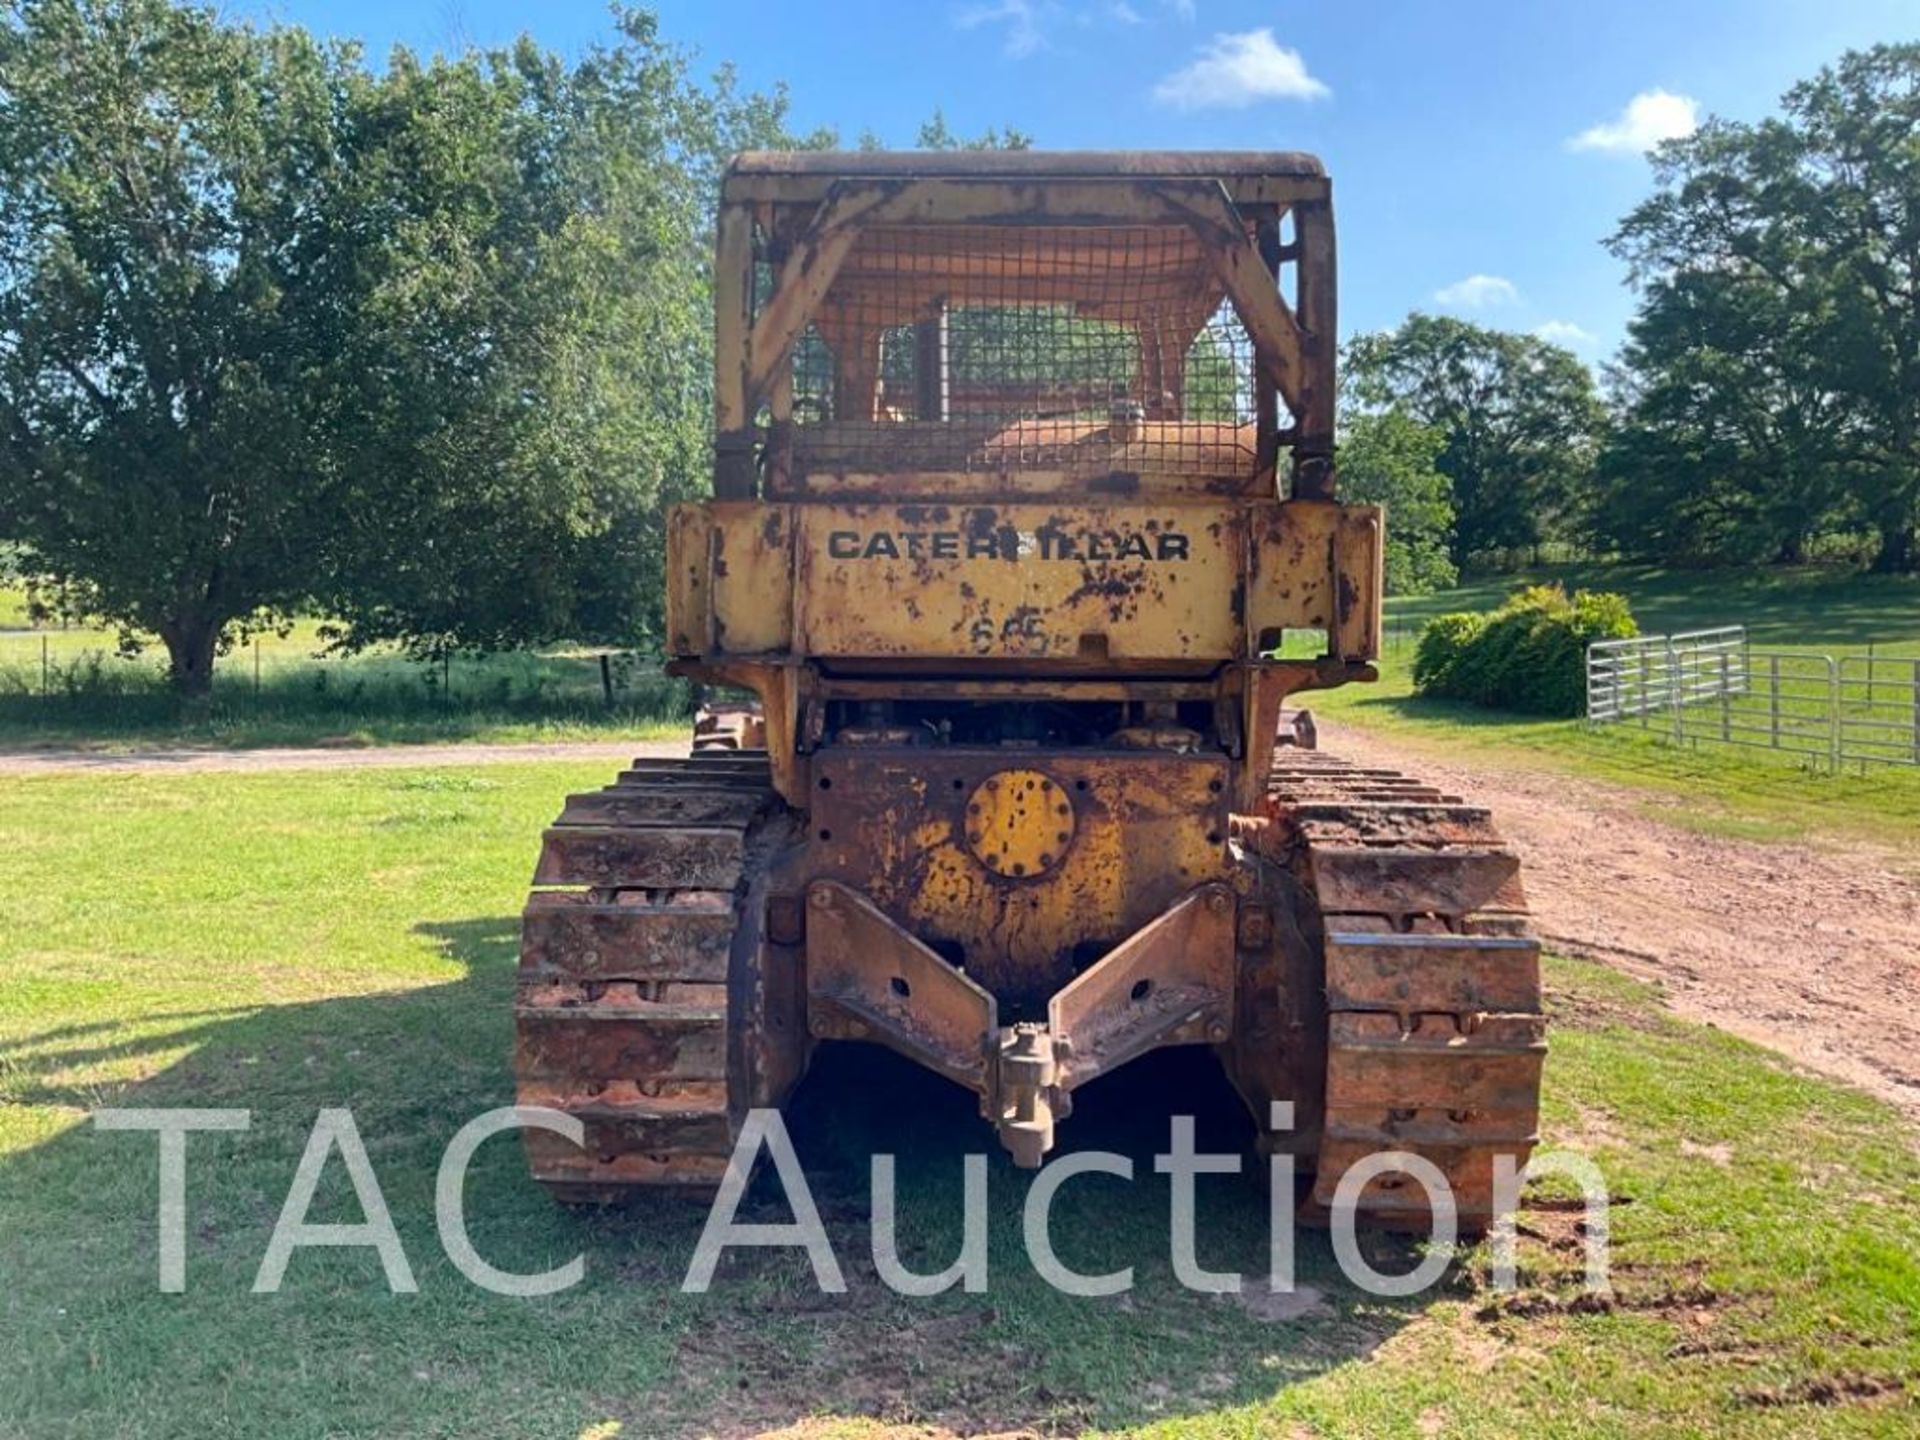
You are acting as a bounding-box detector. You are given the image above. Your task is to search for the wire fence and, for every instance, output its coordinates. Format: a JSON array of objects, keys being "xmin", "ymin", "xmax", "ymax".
[
  {"xmin": 1587, "ymin": 628, "xmax": 1920, "ymax": 771},
  {"xmin": 779, "ymin": 220, "xmax": 1264, "ymax": 479},
  {"xmin": 0, "ymin": 631, "xmax": 687, "ymax": 728}
]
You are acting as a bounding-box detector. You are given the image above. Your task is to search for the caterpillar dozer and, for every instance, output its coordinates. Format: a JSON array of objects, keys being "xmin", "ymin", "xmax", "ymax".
[{"xmin": 515, "ymin": 151, "xmax": 1545, "ymax": 1229}]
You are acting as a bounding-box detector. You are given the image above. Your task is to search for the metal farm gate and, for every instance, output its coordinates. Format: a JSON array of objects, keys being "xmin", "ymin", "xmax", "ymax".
[{"xmin": 1587, "ymin": 629, "xmax": 1920, "ymax": 771}]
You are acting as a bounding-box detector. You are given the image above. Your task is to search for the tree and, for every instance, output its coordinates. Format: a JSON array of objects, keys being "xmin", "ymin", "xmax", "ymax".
[
  {"xmin": 1344, "ymin": 316, "xmax": 1605, "ymax": 568},
  {"xmin": 318, "ymin": 13, "xmax": 800, "ymax": 657},
  {"xmin": 0, "ymin": 0, "xmax": 369, "ymax": 698},
  {"xmin": 913, "ymin": 108, "xmax": 1032, "ymax": 152},
  {"xmin": 0, "ymin": 1, "xmax": 800, "ymax": 698},
  {"xmin": 856, "ymin": 109, "xmax": 1033, "ymax": 152},
  {"xmin": 1607, "ymin": 44, "xmax": 1920, "ymax": 573},
  {"xmin": 1338, "ymin": 410, "xmax": 1457, "ymax": 595},
  {"xmin": 1590, "ymin": 272, "xmax": 1849, "ymax": 566}
]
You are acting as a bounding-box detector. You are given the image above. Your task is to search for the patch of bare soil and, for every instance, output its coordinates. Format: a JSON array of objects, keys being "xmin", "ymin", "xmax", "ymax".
[
  {"xmin": 1322, "ymin": 723, "xmax": 1920, "ymax": 1124},
  {"xmin": 1738, "ymin": 1372, "xmax": 1912, "ymax": 1409}
]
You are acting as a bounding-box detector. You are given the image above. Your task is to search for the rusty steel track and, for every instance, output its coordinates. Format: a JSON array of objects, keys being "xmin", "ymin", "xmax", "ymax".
[
  {"xmin": 1267, "ymin": 751, "xmax": 1545, "ymax": 1231},
  {"xmin": 514, "ymin": 751, "xmax": 779, "ymax": 1202}
]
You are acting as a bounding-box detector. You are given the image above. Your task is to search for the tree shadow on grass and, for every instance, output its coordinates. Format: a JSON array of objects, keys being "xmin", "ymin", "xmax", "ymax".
[{"xmin": 0, "ymin": 914, "xmax": 1443, "ymax": 1440}]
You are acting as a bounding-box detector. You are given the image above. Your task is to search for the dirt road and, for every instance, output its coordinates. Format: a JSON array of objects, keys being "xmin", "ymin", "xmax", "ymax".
[
  {"xmin": 8, "ymin": 728, "xmax": 1916, "ymax": 1121},
  {"xmin": 1324, "ymin": 722, "xmax": 1920, "ymax": 1122}
]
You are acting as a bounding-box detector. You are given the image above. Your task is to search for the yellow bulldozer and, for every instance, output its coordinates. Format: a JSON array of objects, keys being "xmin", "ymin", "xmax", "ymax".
[{"xmin": 514, "ymin": 151, "xmax": 1545, "ymax": 1229}]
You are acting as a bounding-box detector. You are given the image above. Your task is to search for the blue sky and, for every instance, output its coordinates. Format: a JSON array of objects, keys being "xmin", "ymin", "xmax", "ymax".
[{"xmin": 237, "ymin": 1, "xmax": 1917, "ymax": 360}]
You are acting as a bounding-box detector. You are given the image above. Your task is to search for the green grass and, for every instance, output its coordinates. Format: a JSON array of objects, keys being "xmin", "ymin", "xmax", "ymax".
[
  {"xmin": 1378, "ymin": 562, "xmax": 1920, "ymax": 651},
  {"xmin": 1, "ymin": 765, "xmax": 1915, "ymax": 1438},
  {"xmin": 1312, "ymin": 564, "xmax": 1920, "ymax": 851},
  {"xmin": 0, "ymin": 605, "xmax": 690, "ymax": 749},
  {"xmin": 1315, "ymin": 666, "xmax": 1920, "ymax": 850}
]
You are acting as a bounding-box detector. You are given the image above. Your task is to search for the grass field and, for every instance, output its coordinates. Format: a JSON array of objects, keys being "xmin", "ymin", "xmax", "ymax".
[
  {"xmin": 0, "ymin": 589, "xmax": 689, "ymax": 748},
  {"xmin": 1, "ymin": 763, "xmax": 1914, "ymax": 1438},
  {"xmin": 1379, "ymin": 563, "xmax": 1920, "ymax": 652},
  {"xmin": 1316, "ymin": 564, "xmax": 1920, "ymax": 849}
]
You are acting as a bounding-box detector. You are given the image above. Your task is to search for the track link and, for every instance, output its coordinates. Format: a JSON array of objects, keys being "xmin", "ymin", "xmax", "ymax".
[
  {"xmin": 515, "ymin": 750, "xmax": 778, "ymax": 1201},
  {"xmin": 1269, "ymin": 752, "xmax": 1546, "ymax": 1230}
]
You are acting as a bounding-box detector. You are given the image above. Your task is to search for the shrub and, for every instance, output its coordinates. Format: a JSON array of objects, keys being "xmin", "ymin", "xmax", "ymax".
[
  {"xmin": 1412, "ymin": 612, "xmax": 1486, "ymax": 694},
  {"xmin": 1413, "ymin": 585, "xmax": 1638, "ymax": 716}
]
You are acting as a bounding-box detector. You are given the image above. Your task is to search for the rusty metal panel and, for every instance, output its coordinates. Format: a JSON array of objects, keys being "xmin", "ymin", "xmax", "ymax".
[
  {"xmin": 1336, "ymin": 505, "xmax": 1383, "ymax": 659},
  {"xmin": 805, "ymin": 747, "xmax": 1231, "ymax": 1003},
  {"xmin": 670, "ymin": 494, "xmax": 1380, "ymax": 669},
  {"xmin": 1324, "ymin": 932, "xmax": 1543, "ymax": 1015},
  {"xmin": 514, "ymin": 987, "xmax": 728, "ymax": 1082},
  {"xmin": 792, "ymin": 501, "xmax": 1241, "ymax": 661},
  {"xmin": 665, "ymin": 502, "xmax": 794, "ymax": 656},
  {"xmin": 804, "ymin": 881, "xmax": 997, "ymax": 1092},
  {"xmin": 1245, "ymin": 499, "xmax": 1381, "ymax": 658},
  {"xmin": 531, "ymin": 826, "xmax": 745, "ymax": 890},
  {"xmin": 1050, "ymin": 884, "xmax": 1236, "ymax": 1089},
  {"xmin": 665, "ymin": 503, "xmax": 792, "ymax": 655},
  {"xmin": 664, "ymin": 503, "xmax": 711, "ymax": 655},
  {"xmin": 1308, "ymin": 845, "xmax": 1524, "ymax": 919},
  {"xmin": 520, "ymin": 892, "xmax": 736, "ymax": 983},
  {"xmin": 1324, "ymin": 1012, "xmax": 1546, "ymax": 1110}
]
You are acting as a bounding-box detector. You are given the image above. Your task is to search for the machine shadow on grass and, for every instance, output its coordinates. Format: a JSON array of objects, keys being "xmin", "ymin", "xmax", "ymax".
[{"xmin": 1, "ymin": 914, "xmax": 1443, "ymax": 1439}]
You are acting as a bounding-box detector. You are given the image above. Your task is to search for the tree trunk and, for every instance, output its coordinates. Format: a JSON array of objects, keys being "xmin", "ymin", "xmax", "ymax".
[
  {"xmin": 1869, "ymin": 517, "xmax": 1916, "ymax": 574},
  {"xmin": 160, "ymin": 616, "xmax": 221, "ymax": 710}
]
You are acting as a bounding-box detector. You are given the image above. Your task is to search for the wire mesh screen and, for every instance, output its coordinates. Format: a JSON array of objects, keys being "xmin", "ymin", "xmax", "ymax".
[{"xmin": 777, "ymin": 224, "xmax": 1266, "ymax": 478}]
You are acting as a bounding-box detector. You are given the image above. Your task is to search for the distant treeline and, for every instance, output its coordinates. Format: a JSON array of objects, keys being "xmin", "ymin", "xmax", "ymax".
[
  {"xmin": 0, "ymin": 1, "xmax": 1913, "ymax": 705},
  {"xmin": 1347, "ymin": 43, "xmax": 1920, "ymax": 593}
]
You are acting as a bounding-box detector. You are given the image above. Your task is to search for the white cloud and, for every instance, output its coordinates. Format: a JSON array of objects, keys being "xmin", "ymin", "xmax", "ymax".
[
  {"xmin": 1164, "ymin": 0, "xmax": 1197, "ymax": 18},
  {"xmin": 956, "ymin": 0, "xmax": 1048, "ymax": 58},
  {"xmin": 1569, "ymin": 89, "xmax": 1700, "ymax": 154},
  {"xmin": 1152, "ymin": 29, "xmax": 1329, "ymax": 109},
  {"xmin": 958, "ymin": 0, "xmax": 1174, "ymax": 57},
  {"xmin": 1534, "ymin": 320, "xmax": 1598, "ymax": 349},
  {"xmin": 1434, "ymin": 274, "xmax": 1520, "ymax": 310}
]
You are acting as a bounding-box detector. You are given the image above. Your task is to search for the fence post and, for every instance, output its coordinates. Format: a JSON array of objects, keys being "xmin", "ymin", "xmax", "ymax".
[
  {"xmin": 42, "ymin": 634, "xmax": 50, "ymax": 700},
  {"xmin": 1728, "ymin": 652, "xmax": 1743, "ymax": 744},
  {"xmin": 1769, "ymin": 654, "xmax": 1780, "ymax": 750},
  {"xmin": 1669, "ymin": 637, "xmax": 1683, "ymax": 744},
  {"xmin": 254, "ymin": 638, "xmax": 262, "ymax": 700},
  {"xmin": 1912, "ymin": 659, "xmax": 1919, "ymax": 766},
  {"xmin": 1828, "ymin": 658, "xmax": 1842, "ymax": 773}
]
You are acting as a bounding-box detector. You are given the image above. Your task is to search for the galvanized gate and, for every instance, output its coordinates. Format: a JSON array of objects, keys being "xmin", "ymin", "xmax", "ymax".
[{"xmin": 1587, "ymin": 629, "xmax": 1920, "ymax": 771}]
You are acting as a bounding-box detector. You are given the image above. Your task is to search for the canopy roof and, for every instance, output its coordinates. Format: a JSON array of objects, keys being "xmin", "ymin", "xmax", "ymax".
[{"xmin": 727, "ymin": 150, "xmax": 1326, "ymax": 181}]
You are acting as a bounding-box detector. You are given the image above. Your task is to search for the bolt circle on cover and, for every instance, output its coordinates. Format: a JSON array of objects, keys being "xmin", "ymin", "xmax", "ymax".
[{"xmin": 965, "ymin": 768, "xmax": 1075, "ymax": 880}]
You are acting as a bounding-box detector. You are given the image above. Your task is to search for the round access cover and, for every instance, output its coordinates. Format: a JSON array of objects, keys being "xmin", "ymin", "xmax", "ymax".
[{"xmin": 964, "ymin": 769, "xmax": 1076, "ymax": 879}]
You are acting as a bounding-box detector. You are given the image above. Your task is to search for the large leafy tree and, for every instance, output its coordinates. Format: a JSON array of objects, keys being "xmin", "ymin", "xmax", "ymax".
[
  {"xmin": 0, "ymin": 0, "xmax": 797, "ymax": 697},
  {"xmin": 1591, "ymin": 273, "xmax": 1849, "ymax": 565},
  {"xmin": 1344, "ymin": 316, "xmax": 1604, "ymax": 568},
  {"xmin": 1606, "ymin": 44, "xmax": 1920, "ymax": 573},
  {"xmin": 1338, "ymin": 409, "xmax": 1457, "ymax": 595},
  {"xmin": 321, "ymin": 14, "xmax": 798, "ymax": 656},
  {"xmin": 0, "ymin": 0, "xmax": 369, "ymax": 697}
]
